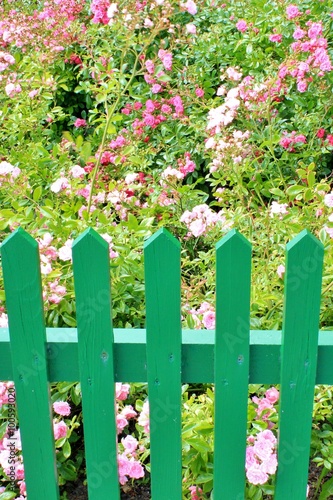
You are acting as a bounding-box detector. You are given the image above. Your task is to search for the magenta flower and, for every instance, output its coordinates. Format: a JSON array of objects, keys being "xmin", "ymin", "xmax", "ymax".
[
  {"xmin": 286, "ymin": 4, "xmax": 301, "ymax": 20},
  {"xmin": 236, "ymin": 19, "xmax": 247, "ymax": 33},
  {"xmin": 195, "ymin": 87, "xmax": 204, "ymax": 97}
]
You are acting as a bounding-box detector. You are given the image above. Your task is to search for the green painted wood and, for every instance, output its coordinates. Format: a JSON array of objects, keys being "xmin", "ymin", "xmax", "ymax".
[
  {"xmin": 275, "ymin": 230, "xmax": 324, "ymax": 499},
  {"xmin": 213, "ymin": 229, "xmax": 251, "ymax": 499},
  {"xmin": 2, "ymin": 329, "xmax": 333, "ymax": 384},
  {"xmin": 72, "ymin": 228, "xmax": 119, "ymax": 499},
  {"xmin": 144, "ymin": 228, "xmax": 182, "ymax": 499},
  {"xmin": 1, "ymin": 228, "xmax": 59, "ymax": 499}
]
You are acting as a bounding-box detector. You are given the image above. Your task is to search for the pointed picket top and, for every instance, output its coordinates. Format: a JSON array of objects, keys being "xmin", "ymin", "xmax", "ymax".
[
  {"xmin": 144, "ymin": 227, "xmax": 181, "ymax": 251},
  {"xmin": 1, "ymin": 226, "xmax": 38, "ymax": 254},
  {"xmin": 72, "ymin": 226, "xmax": 108, "ymax": 251},
  {"xmin": 286, "ymin": 228, "xmax": 323, "ymax": 254},
  {"xmin": 216, "ymin": 228, "xmax": 251, "ymax": 253}
]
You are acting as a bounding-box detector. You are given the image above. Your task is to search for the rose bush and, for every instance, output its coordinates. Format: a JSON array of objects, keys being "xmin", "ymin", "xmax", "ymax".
[{"xmin": 1, "ymin": 0, "xmax": 333, "ymax": 497}]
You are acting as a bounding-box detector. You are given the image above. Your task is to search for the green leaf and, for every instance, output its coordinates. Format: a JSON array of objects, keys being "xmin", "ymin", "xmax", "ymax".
[
  {"xmin": 33, "ymin": 186, "xmax": 43, "ymax": 202},
  {"xmin": 0, "ymin": 493, "xmax": 17, "ymax": 500},
  {"xmin": 186, "ymin": 437, "xmax": 211, "ymax": 453},
  {"xmin": 319, "ymin": 476, "xmax": 333, "ymax": 500},
  {"xmin": 58, "ymin": 463, "xmax": 77, "ymax": 481},
  {"xmin": 107, "ymin": 123, "xmax": 116, "ymax": 134},
  {"xmin": 62, "ymin": 440, "xmax": 71, "ymax": 459},
  {"xmin": 286, "ymin": 185, "xmax": 304, "ymax": 198}
]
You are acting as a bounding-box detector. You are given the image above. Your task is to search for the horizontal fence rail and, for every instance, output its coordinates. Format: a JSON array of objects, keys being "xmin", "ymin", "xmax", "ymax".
[
  {"xmin": 0, "ymin": 226, "xmax": 330, "ymax": 500},
  {"xmin": 2, "ymin": 329, "xmax": 333, "ymax": 383}
]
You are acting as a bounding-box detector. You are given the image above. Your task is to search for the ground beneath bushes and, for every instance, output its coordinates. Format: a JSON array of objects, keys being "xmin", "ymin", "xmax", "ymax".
[
  {"xmin": 63, "ymin": 463, "xmax": 332, "ymax": 499},
  {"xmin": 65, "ymin": 480, "xmax": 151, "ymax": 499}
]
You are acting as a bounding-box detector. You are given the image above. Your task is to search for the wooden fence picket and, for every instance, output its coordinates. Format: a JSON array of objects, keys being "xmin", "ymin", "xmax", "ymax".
[
  {"xmin": 214, "ymin": 229, "xmax": 252, "ymax": 499},
  {"xmin": 275, "ymin": 230, "xmax": 324, "ymax": 499},
  {"xmin": 144, "ymin": 228, "xmax": 182, "ymax": 499},
  {"xmin": 1, "ymin": 228, "xmax": 59, "ymax": 499},
  {"xmin": 72, "ymin": 228, "xmax": 119, "ymax": 499}
]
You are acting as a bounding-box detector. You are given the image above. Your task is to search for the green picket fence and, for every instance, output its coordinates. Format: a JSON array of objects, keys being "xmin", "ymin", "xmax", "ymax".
[{"xmin": 0, "ymin": 226, "xmax": 332, "ymax": 499}]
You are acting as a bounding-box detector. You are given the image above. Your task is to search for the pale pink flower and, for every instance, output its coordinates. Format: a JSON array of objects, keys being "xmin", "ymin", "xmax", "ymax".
[
  {"xmin": 121, "ymin": 435, "xmax": 138, "ymax": 453},
  {"xmin": 195, "ymin": 87, "xmax": 204, "ymax": 97},
  {"xmin": 144, "ymin": 18, "xmax": 153, "ymax": 28},
  {"xmin": 74, "ymin": 118, "xmax": 87, "ymax": 128},
  {"xmin": 70, "ymin": 165, "xmax": 86, "ymax": 178},
  {"xmin": 324, "ymin": 192, "xmax": 333, "ymax": 207},
  {"xmin": 145, "ymin": 60, "xmax": 155, "ymax": 74},
  {"xmin": 0, "ymin": 313, "xmax": 8, "ymax": 328},
  {"xmin": 286, "ymin": 4, "xmax": 301, "ymax": 20},
  {"xmin": 58, "ymin": 239, "xmax": 73, "ymax": 261},
  {"xmin": 121, "ymin": 405, "xmax": 137, "ymax": 419},
  {"xmin": 53, "ymin": 421, "xmax": 68, "ymax": 440},
  {"xmin": 128, "ymin": 459, "xmax": 144, "ymax": 479},
  {"xmin": 5, "ymin": 83, "xmax": 21, "ymax": 97},
  {"xmin": 53, "ymin": 401, "xmax": 71, "ymax": 416},
  {"xmin": 226, "ymin": 67, "xmax": 242, "ymax": 81},
  {"xmin": 277, "ymin": 265, "xmax": 285, "ymax": 279},
  {"xmin": 151, "ymin": 83, "xmax": 162, "ymax": 94},
  {"xmin": 270, "ymin": 201, "xmax": 288, "ymax": 217},
  {"xmin": 138, "ymin": 401, "xmax": 150, "ymax": 434},
  {"xmin": 115, "ymin": 383, "xmax": 130, "ymax": 400},
  {"xmin": 116, "ymin": 414, "xmax": 128, "ymax": 433},
  {"xmin": 246, "ymin": 465, "xmax": 268, "ymax": 485},
  {"xmin": 293, "ymin": 28, "xmax": 306, "ymax": 40},
  {"xmin": 189, "ymin": 219, "xmax": 206, "ymax": 237},
  {"xmin": 185, "ymin": 0, "xmax": 197, "ymax": 15},
  {"xmin": 236, "ymin": 20, "xmax": 247, "ymax": 33},
  {"xmin": 269, "ymin": 34, "xmax": 282, "ymax": 43},
  {"xmin": 202, "ymin": 310, "xmax": 215, "ymax": 329},
  {"xmin": 186, "ymin": 23, "xmax": 196, "ymax": 34},
  {"xmin": 50, "ymin": 176, "xmax": 69, "ymax": 193}
]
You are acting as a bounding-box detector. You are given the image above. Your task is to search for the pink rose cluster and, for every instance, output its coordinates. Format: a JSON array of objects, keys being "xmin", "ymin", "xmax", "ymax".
[
  {"xmin": 189, "ymin": 485, "xmax": 203, "ymax": 499},
  {"xmin": 236, "ymin": 19, "xmax": 248, "ymax": 33},
  {"xmin": 129, "ymin": 96, "xmax": 184, "ymax": 137},
  {"xmin": 53, "ymin": 401, "xmax": 71, "ymax": 416},
  {"xmin": 0, "ymin": 0, "xmax": 83, "ymax": 55},
  {"xmin": 74, "ymin": 118, "xmax": 87, "ymax": 128},
  {"xmin": 0, "ymin": 51, "xmax": 15, "ymax": 72},
  {"xmin": 286, "ymin": 4, "xmax": 302, "ymax": 20},
  {"xmin": 161, "ymin": 152, "xmax": 196, "ymax": 182},
  {"xmin": 180, "ymin": 204, "xmax": 230, "ymax": 238},
  {"xmin": 187, "ymin": 301, "xmax": 216, "ymax": 330},
  {"xmin": 252, "ymin": 387, "xmax": 279, "ymax": 423},
  {"xmin": 183, "ymin": 0, "xmax": 197, "ymax": 15},
  {"xmin": 277, "ymin": 21, "xmax": 332, "ymax": 93},
  {"xmin": 0, "ymin": 161, "xmax": 20, "ymax": 186},
  {"xmin": 206, "ymin": 129, "xmax": 251, "ymax": 173},
  {"xmin": 91, "ymin": 0, "xmax": 112, "ymax": 24},
  {"xmin": 279, "ymin": 131, "xmax": 306, "ymax": 151},
  {"xmin": 246, "ymin": 430, "xmax": 278, "ymax": 485}
]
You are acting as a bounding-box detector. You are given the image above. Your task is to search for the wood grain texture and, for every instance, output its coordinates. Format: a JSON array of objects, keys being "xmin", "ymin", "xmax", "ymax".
[
  {"xmin": 1, "ymin": 228, "xmax": 59, "ymax": 499},
  {"xmin": 275, "ymin": 230, "xmax": 324, "ymax": 499},
  {"xmin": 72, "ymin": 228, "xmax": 119, "ymax": 499},
  {"xmin": 144, "ymin": 228, "xmax": 182, "ymax": 499},
  {"xmin": 214, "ymin": 229, "xmax": 251, "ymax": 499}
]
